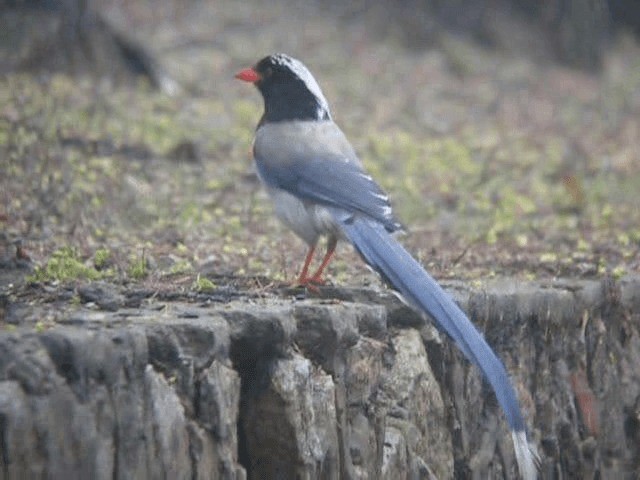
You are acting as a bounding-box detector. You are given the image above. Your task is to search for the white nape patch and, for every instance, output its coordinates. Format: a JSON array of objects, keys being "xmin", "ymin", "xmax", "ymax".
[
  {"xmin": 316, "ymin": 106, "xmax": 328, "ymax": 120},
  {"xmin": 272, "ymin": 54, "xmax": 331, "ymax": 118}
]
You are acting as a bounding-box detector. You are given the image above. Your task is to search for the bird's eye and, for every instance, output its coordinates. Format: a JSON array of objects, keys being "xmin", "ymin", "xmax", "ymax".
[{"xmin": 263, "ymin": 67, "xmax": 273, "ymax": 78}]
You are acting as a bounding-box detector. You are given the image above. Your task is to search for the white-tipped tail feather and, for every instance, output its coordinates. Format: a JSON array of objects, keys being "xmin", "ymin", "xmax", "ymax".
[{"xmin": 512, "ymin": 430, "xmax": 540, "ymax": 480}]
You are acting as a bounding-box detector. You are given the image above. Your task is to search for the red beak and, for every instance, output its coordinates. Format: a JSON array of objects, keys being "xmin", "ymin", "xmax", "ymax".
[{"xmin": 235, "ymin": 67, "xmax": 261, "ymax": 83}]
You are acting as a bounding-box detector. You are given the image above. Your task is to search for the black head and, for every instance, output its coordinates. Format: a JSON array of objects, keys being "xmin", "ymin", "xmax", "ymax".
[{"xmin": 236, "ymin": 54, "xmax": 331, "ymax": 124}]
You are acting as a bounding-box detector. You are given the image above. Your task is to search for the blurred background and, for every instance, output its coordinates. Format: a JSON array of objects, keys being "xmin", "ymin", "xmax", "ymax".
[{"xmin": 1, "ymin": 0, "xmax": 639, "ymax": 288}]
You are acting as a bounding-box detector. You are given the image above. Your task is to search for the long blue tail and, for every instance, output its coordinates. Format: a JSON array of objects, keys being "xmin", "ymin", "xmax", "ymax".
[{"xmin": 337, "ymin": 214, "xmax": 538, "ymax": 478}]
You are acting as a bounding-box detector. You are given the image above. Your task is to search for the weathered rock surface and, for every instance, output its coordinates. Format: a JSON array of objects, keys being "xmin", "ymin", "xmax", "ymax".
[{"xmin": 0, "ymin": 275, "xmax": 639, "ymax": 479}]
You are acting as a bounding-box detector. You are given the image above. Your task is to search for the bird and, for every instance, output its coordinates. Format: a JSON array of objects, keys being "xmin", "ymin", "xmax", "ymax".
[{"xmin": 235, "ymin": 53, "xmax": 538, "ymax": 479}]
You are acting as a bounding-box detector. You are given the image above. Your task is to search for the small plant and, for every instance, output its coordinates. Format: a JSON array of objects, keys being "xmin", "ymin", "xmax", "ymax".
[
  {"xmin": 29, "ymin": 247, "xmax": 102, "ymax": 283},
  {"xmin": 169, "ymin": 260, "xmax": 193, "ymax": 275},
  {"xmin": 193, "ymin": 274, "xmax": 216, "ymax": 292},
  {"xmin": 128, "ymin": 251, "xmax": 149, "ymax": 280},
  {"xmin": 93, "ymin": 247, "xmax": 112, "ymax": 270}
]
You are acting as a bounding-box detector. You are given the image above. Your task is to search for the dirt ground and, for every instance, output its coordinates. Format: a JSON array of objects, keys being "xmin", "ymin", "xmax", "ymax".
[{"xmin": 1, "ymin": 0, "xmax": 639, "ymax": 298}]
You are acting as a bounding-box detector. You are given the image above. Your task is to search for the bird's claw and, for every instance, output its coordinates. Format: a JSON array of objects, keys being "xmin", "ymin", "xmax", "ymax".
[{"xmin": 295, "ymin": 275, "xmax": 327, "ymax": 292}]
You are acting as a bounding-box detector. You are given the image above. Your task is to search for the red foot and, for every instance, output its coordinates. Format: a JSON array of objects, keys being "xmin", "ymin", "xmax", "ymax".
[
  {"xmin": 293, "ymin": 238, "xmax": 337, "ymax": 293},
  {"xmin": 295, "ymin": 275, "xmax": 326, "ymax": 293}
]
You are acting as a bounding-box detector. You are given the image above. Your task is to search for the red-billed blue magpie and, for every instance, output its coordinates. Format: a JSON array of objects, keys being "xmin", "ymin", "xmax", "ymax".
[{"xmin": 236, "ymin": 53, "xmax": 538, "ymax": 479}]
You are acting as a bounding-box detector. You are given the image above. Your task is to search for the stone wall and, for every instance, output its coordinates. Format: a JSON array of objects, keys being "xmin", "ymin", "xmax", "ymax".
[{"xmin": 0, "ymin": 276, "xmax": 639, "ymax": 479}]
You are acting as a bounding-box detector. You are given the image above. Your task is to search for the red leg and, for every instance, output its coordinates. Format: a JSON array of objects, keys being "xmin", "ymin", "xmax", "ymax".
[
  {"xmin": 308, "ymin": 236, "xmax": 337, "ymax": 284},
  {"xmin": 296, "ymin": 244, "xmax": 316, "ymax": 284}
]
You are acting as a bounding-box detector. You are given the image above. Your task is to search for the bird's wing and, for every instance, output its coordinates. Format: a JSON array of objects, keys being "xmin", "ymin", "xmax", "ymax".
[{"xmin": 253, "ymin": 121, "xmax": 401, "ymax": 232}]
